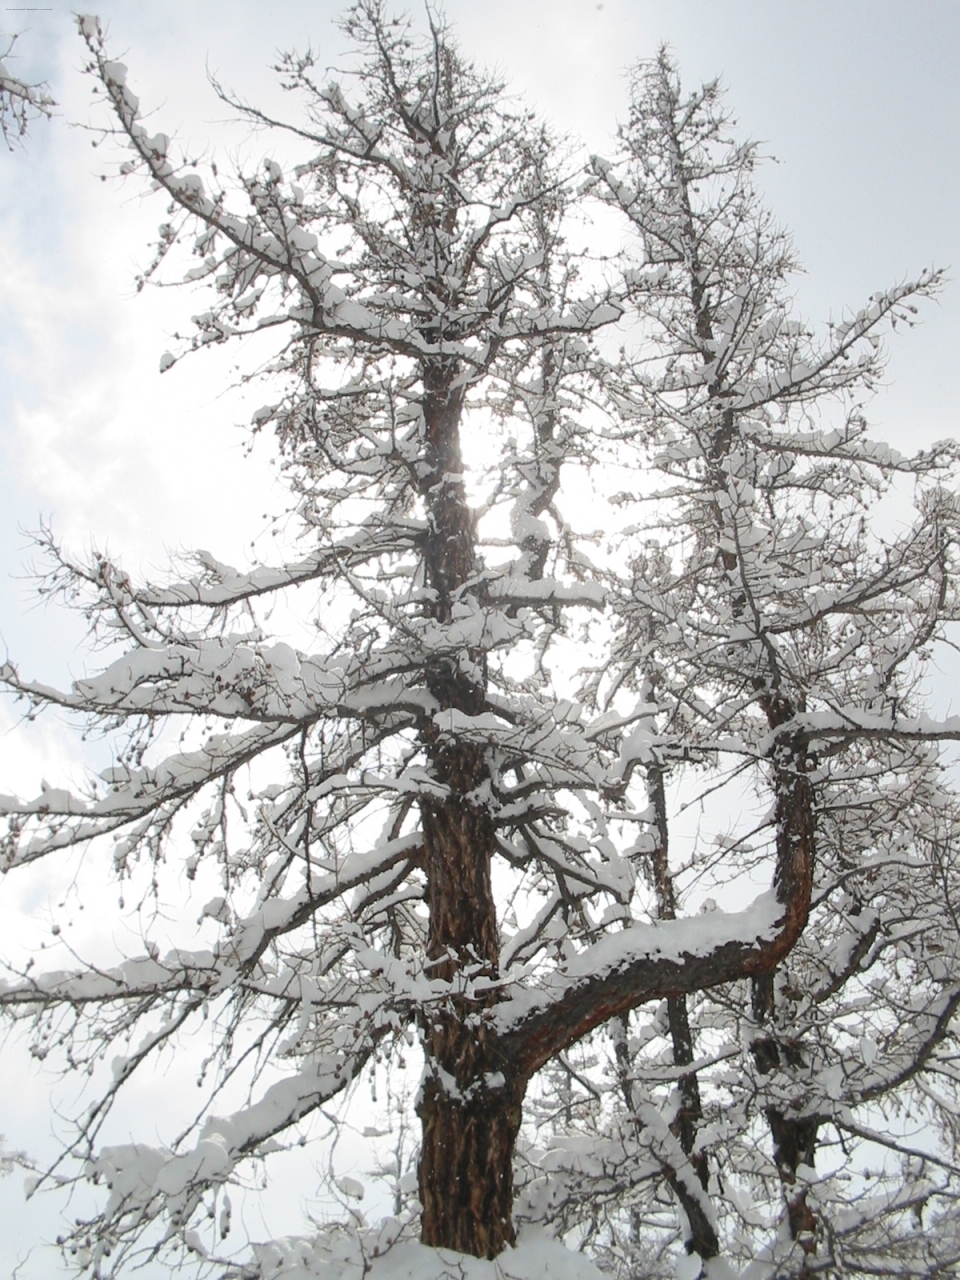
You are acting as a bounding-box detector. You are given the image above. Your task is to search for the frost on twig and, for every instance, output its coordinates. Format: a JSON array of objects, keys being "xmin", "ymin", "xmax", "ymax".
[{"xmin": 0, "ymin": 32, "xmax": 53, "ymax": 146}]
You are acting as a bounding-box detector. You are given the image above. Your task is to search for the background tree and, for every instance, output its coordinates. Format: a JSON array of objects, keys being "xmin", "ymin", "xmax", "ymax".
[
  {"xmin": 1, "ymin": 10, "xmax": 959, "ymax": 1280},
  {"xmin": 512, "ymin": 53, "xmax": 960, "ymax": 1280}
]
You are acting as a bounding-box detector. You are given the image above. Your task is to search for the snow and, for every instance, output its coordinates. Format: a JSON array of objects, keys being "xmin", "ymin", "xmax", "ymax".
[
  {"xmin": 247, "ymin": 1229, "xmax": 608, "ymax": 1280},
  {"xmin": 336, "ymin": 1175, "xmax": 365, "ymax": 1201}
]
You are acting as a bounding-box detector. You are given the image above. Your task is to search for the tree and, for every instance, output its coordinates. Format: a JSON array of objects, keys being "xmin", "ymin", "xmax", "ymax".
[
  {"xmin": 512, "ymin": 54, "xmax": 960, "ymax": 1280},
  {"xmin": 1, "ymin": 9, "xmax": 959, "ymax": 1278}
]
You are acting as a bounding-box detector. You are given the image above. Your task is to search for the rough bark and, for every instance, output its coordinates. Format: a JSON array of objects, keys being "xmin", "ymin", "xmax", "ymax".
[
  {"xmin": 417, "ymin": 681, "xmax": 515, "ymax": 1255},
  {"xmin": 404, "ymin": 80, "xmax": 825, "ymax": 1251},
  {"xmin": 411, "ymin": 351, "xmax": 819, "ymax": 1255},
  {"xmin": 417, "ymin": 1022, "xmax": 522, "ymax": 1256}
]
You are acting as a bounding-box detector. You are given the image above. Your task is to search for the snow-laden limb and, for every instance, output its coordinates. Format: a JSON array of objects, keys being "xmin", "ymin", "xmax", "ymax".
[
  {"xmin": 734, "ymin": 420, "xmax": 960, "ymax": 476},
  {"xmin": 0, "ymin": 719, "xmax": 300, "ymax": 868},
  {"xmin": 0, "ymin": 950, "xmax": 219, "ymax": 1005},
  {"xmin": 75, "ymin": 13, "xmax": 618, "ymax": 382},
  {"xmin": 69, "ymin": 1045, "xmax": 379, "ymax": 1275},
  {"xmin": 1, "ymin": 637, "xmax": 435, "ymax": 724},
  {"xmin": 799, "ymin": 708, "xmax": 960, "ymax": 744},
  {"xmin": 0, "ymin": 33, "xmax": 53, "ymax": 145},
  {"xmin": 511, "ymin": 51, "xmax": 960, "ymax": 1280},
  {"xmin": 0, "ymin": 836, "xmax": 421, "ymax": 1014},
  {"xmin": 497, "ymin": 892, "xmax": 782, "ymax": 1044}
]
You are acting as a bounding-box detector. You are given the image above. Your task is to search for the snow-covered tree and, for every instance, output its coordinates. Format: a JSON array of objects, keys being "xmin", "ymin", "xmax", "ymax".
[{"xmin": 2, "ymin": 10, "xmax": 960, "ymax": 1279}]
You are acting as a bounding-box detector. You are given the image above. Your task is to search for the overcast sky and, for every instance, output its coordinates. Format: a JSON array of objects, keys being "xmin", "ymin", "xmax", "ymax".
[{"xmin": 1, "ymin": 1, "xmax": 959, "ymax": 1274}]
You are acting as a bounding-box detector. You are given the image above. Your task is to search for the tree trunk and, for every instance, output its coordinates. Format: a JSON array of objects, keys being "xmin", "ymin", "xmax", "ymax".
[
  {"xmin": 752, "ymin": 973, "xmax": 820, "ymax": 1260},
  {"xmin": 648, "ymin": 765, "xmax": 717, "ymax": 1259},
  {"xmin": 648, "ymin": 766, "xmax": 708, "ymax": 1188},
  {"xmin": 415, "ymin": 361, "xmax": 522, "ymax": 1255},
  {"xmin": 417, "ymin": 1017, "xmax": 523, "ymax": 1256},
  {"xmin": 417, "ymin": 736, "xmax": 517, "ymax": 1253}
]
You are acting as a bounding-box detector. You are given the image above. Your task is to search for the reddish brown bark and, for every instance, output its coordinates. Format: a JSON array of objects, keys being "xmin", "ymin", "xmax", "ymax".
[
  {"xmin": 417, "ymin": 1019, "xmax": 522, "ymax": 1257},
  {"xmin": 417, "ymin": 711, "xmax": 513, "ymax": 1256}
]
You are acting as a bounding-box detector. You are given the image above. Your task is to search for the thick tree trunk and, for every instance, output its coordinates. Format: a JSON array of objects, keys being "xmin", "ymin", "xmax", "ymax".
[
  {"xmin": 417, "ymin": 739, "xmax": 518, "ymax": 1254},
  {"xmin": 410, "ymin": 353, "xmax": 818, "ymax": 1256}
]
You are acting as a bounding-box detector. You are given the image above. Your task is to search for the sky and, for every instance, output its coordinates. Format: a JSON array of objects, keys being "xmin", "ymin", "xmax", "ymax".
[{"xmin": 0, "ymin": 1, "xmax": 959, "ymax": 1274}]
